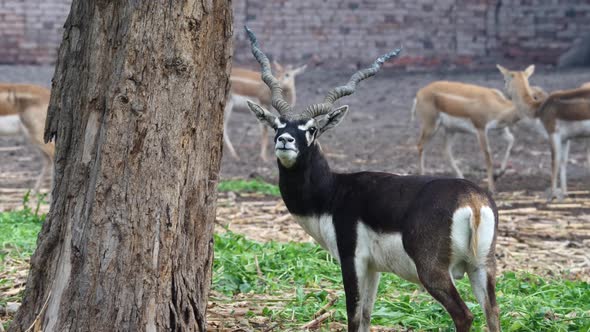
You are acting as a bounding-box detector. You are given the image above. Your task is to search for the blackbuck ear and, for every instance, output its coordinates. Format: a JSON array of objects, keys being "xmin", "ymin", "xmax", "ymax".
[
  {"xmin": 496, "ymin": 64, "xmax": 510, "ymax": 77},
  {"xmin": 247, "ymin": 101, "xmax": 279, "ymax": 129},
  {"xmin": 316, "ymin": 105, "xmax": 349, "ymax": 136},
  {"xmin": 524, "ymin": 64, "xmax": 535, "ymax": 78},
  {"xmin": 293, "ymin": 64, "xmax": 307, "ymax": 75}
]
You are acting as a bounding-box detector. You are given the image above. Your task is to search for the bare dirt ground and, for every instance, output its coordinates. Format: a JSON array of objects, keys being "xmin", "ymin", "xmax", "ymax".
[{"xmin": 1, "ymin": 65, "xmax": 590, "ymax": 330}]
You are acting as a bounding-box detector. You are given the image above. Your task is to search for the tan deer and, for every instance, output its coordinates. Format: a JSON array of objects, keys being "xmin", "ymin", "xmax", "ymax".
[
  {"xmin": 498, "ymin": 65, "xmax": 590, "ymax": 201},
  {"xmin": 0, "ymin": 83, "xmax": 54, "ymax": 194},
  {"xmin": 224, "ymin": 62, "xmax": 306, "ymax": 161},
  {"xmin": 413, "ymin": 80, "xmax": 546, "ymax": 193}
]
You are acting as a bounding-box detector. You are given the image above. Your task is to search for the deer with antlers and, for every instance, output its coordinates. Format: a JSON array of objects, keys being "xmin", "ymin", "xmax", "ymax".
[
  {"xmin": 498, "ymin": 65, "xmax": 590, "ymax": 201},
  {"xmin": 224, "ymin": 62, "xmax": 306, "ymax": 161},
  {"xmin": 0, "ymin": 83, "xmax": 54, "ymax": 194},
  {"xmin": 244, "ymin": 27, "xmax": 500, "ymax": 332}
]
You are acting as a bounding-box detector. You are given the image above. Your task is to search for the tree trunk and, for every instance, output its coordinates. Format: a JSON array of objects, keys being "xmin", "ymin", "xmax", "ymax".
[{"xmin": 9, "ymin": 1, "xmax": 232, "ymax": 331}]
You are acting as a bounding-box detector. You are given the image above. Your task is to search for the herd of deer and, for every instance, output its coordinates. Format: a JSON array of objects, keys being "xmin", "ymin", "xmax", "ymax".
[
  {"xmin": 2, "ymin": 61, "xmax": 588, "ymax": 202},
  {"xmin": 228, "ymin": 61, "xmax": 590, "ymax": 201}
]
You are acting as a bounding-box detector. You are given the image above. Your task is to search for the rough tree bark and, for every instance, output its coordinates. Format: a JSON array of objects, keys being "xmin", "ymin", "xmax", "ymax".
[{"xmin": 9, "ymin": 1, "xmax": 231, "ymax": 331}]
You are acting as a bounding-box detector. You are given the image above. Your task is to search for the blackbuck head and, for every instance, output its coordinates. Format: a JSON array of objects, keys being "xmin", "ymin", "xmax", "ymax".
[
  {"xmin": 273, "ymin": 61, "xmax": 307, "ymax": 89},
  {"xmin": 497, "ymin": 64, "xmax": 534, "ymax": 99},
  {"xmin": 497, "ymin": 64, "xmax": 548, "ymax": 118},
  {"xmin": 244, "ymin": 26, "xmax": 401, "ymax": 169}
]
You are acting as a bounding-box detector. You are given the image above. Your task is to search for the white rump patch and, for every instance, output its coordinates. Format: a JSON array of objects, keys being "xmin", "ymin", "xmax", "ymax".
[
  {"xmin": 355, "ymin": 223, "xmax": 419, "ymax": 283},
  {"xmin": 449, "ymin": 206, "xmax": 496, "ymax": 279}
]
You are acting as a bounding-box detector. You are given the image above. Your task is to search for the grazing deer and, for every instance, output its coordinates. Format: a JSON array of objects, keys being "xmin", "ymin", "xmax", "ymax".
[
  {"xmin": 0, "ymin": 84, "xmax": 54, "ymax": 194},
  {"xmin": 244, "ymin": 27, "xmax": 500, "ymax": 332},
  {"xmin": 498, "ymin": 65, "xmax": 590, "ymax": 201},
  {"xmin": 224, "ymin": 62, "xmax": 306, "ymax": 161}
]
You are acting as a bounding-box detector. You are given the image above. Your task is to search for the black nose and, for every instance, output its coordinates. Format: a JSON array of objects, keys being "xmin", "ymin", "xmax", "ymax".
[{"xmin": 278, "ymin": 136, "xmax": 295, "ymax": 143}]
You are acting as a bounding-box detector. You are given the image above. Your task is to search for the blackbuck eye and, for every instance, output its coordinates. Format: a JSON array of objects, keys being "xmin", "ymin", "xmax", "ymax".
[{"xmin": 309, "ymin": 126, "xmax": 317, "ymax": 134}]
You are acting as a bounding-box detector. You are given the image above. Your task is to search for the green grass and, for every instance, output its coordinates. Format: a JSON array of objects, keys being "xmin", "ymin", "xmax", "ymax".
[
  {"xmin": 1, "ymin": 199, "xmax": 589, "ymax": 331},
  {"xmin": 214, "ymin": 232, "xmax": 590, "ymax": 331},
  {"xmin": 218, "ymin": 179, "xmax": 281, "ymax": 197},
  {"xmin": 0, "ymin": 193, "xmax": 46, "ymax": 261}
]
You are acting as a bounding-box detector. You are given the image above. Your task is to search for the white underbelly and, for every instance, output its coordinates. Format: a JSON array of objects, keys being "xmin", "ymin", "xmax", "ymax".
[
  {"xmin": 0, "ymin": 115, "xmax": 24, "ymax": 136},
  {"xmin": 439, "ymin": 113, "xmax": 477, "ymax": 134},
  {"xmin": 356, "ymin": 223, "xmax": 420, "ymax": 283},
  {"xmin": 557, "ymin": 119, "xmax": 590, "ymax": 140}
]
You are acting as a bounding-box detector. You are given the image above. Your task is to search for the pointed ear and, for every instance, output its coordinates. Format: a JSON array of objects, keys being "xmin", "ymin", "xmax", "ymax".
[
  {"xmin": 497, "ymin": 64, "xmax": 510, "ymax": 77},
  {"xmin": 293, "ymin": 64, "xmax": 307, "ymax": 75},
  {"xmin": 316, "ymin": 105, "xmax": 349, "ymax": 136},
  {"xmin": 272, "ymin": 60, "xmax": 283, "ymax": 73},
  {"xmin": 247, "ymin": 101, "xmax": 279, "ymax": 129},
  {"xmin": 524, "ymin": 64, "xmax": 535, "ymax": 78}
]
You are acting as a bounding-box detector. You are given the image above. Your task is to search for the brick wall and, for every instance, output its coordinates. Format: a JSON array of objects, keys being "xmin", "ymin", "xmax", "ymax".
[
  {"xmin": 0, "ymin": 0, "xmax": 70, "ymax": 64},
  {"xmin": 0, "ymin": 0, "xmax": 588, "ymax": 70}
]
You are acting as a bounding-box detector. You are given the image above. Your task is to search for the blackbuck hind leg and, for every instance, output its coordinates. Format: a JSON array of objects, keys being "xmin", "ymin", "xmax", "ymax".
[
  {"xmin": 359, "ymin": 269, "xmax": 380, "ymax": 332},
  {"xmin": 222, "ymin": 99, "xmax": 240, "ymax": 160},
  {"xmin": 498, "ymin": 127, "xmax": 515, "ymax": 178},
  {"xmin": 418, "ymin": 267, "xmax": 474, "ymax": 332},
  {"xmin": 259, "ymin": 123, "xmax": 270, "ymax": 162},
  {"xmin": 32, "ymin": 152, "xmax": 51, "ymax": 195},
  {"xmin": 559, "ymin": 140, "xmax": 570, "ymax": 198},
  {"xmin": 417, "ymin": 117, "xmax": 439, "ymax": 175},
  {"xmin": 476, "ymin": 129, "xmax": 496, "ymax": 193},
  {"xmin": 467, "ymin": 264, "xmax": 500, "ymax": 332},
  {"xmin": 442, "ymin": 130, "xmax": 464, "ymax": 178}
]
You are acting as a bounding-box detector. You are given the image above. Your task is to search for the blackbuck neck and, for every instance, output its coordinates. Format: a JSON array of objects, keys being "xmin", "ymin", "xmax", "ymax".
[{"xmin": 277, "ymin": 142, "xmax": 334, "ymax": 216}]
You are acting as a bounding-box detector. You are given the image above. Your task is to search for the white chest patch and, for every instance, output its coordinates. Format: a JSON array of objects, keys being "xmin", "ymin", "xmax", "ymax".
[
  {"xmin": 355, "ymin": 223, "xmax": 419, "ymax": 283},
  {"xmin": 292, "ymin": 214, "xmax": 340, "ymax": 262}
]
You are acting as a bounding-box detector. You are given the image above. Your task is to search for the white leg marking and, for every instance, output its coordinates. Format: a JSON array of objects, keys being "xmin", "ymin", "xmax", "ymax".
[
  {"xmin": 359, "ymin": 270, "xmax": 380, "ymax": 332},
  {"xmin": 467, "ymin": 266, "xmax": 488, "ymax": 311},
  {"xmin": 560, "ymin": 140, "xmax": 570, "ymax": 195}
]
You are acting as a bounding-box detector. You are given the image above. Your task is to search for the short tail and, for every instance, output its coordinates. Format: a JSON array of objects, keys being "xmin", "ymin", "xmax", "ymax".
[
  {"xmin": 410, "ymin": 98, "xmax": 417, "ymax": 122},
  {"xmin": 469, "ymin": 207, "xmax": 481, "ymax": 258}
]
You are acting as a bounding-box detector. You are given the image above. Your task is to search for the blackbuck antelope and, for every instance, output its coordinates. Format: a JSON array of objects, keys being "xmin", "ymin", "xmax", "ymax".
[
  {"xmin": 244, "ymin": 27, "xmax": 500, "ymax": 332},
  {"xmin": 499, "ymin": 65, "xmax": 590, "ymax": 201},
  {"xmin": 413, "ymin": 81, "xmax": 543, "ymax": 193},
  {"xmin": 0, "ymin": 83, "xmax": 54, "ymax": 194},
  {"xmin": 224, "ymin": 62, "xmax": 306, "ymax": 161}
]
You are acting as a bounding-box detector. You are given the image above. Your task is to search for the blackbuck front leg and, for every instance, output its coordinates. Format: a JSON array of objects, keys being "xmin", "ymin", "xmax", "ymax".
[
  {"xmin": 223, "ymin": 98, "xmax": 240, "ymax": 160},
  {"xmin": 259, "ymin": 123, "xmax": 270, "ymax": 162},
  {"xmin": 476, "ymin": 129, "xmax": 495, "ymax": 193},
  {"xmin": 341, "ymin": 256, "xmax": 362, "ymax": 331},
  {"xmin": 548, "ymin": 133, "xmax": 564, "ymax": 201},
  {"xmin": 497, "ymin": 127, "xmax": 515, "ymax": 179},
  {"xmin": 559, "ymin": 140, "xmax": 570, "ymax": 198},
  {"xmin": 359, "ymin": 267, "xmax": 380, "ymax": 331}
]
